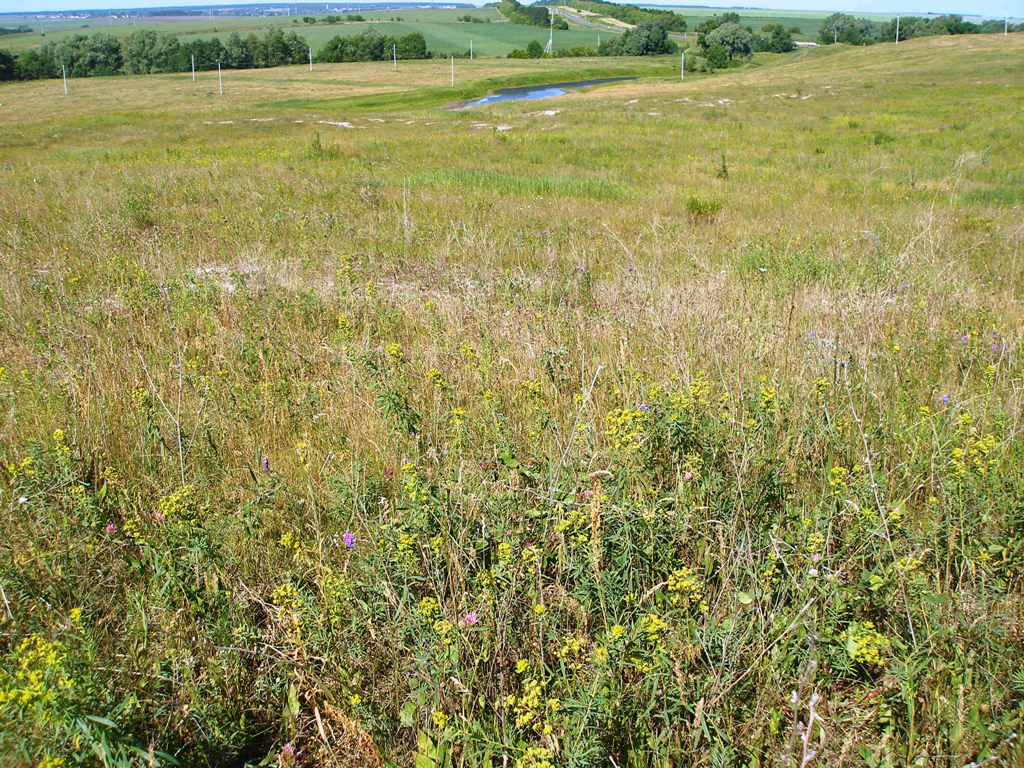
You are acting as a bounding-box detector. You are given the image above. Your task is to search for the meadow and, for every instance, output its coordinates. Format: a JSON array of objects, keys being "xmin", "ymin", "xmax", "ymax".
[{"xmin": 1, "ymin": 31, "xmax": 1024, "ymax": 768}]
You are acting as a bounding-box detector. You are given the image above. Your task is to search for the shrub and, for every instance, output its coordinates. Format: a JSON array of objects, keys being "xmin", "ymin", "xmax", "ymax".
[{"xmin": 685, "ymin": 194, "xmax": 724, "ymax": 220}]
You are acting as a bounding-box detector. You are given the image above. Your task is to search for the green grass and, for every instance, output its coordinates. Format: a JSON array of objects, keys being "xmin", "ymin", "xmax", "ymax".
[{"xmin": 1, "ymin": 32, "xmax": 1024, "ymax": 768}]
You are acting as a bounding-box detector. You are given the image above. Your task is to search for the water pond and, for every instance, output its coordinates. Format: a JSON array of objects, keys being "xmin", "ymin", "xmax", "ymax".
[{"xmin": 458, "ymin": 77, "xmax": 635, "ymax": 108}]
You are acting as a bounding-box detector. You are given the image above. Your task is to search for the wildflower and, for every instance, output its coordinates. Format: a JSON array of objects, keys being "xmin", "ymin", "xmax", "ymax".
[
  {"xmin": 533, "ymin": 603, "xmax": 547, "ymax": 616},
  {"xmin": 683, "ymin": 472, "xmax": 693, "ymax": 482},
  {"xmin": 343, "ymin": 530, "xmax": 356, "ymax": 549},
  {"xmin": 349, "ymin": 694, "xmax": 361, "ymax": 706},
  {"xmin": 459, "ymin": 611, "xmax": 479, "ymax": 628},
  {"xmin": 960, "ymin": 335, "xmax": 969, "ymax": 344},
  {"xmin": 281, "ymin": 743, "xmax": 296, "ymax": 763},
  {"xmin": 105, "ymin": 524, "xmax": 116, "ymax": 534},
  {"xmin": 608, "ymin": 624, "xmax": 625, "ymax": 641},
  {"xmin": 516, "ymin": 659, "xmax": 530, "ymax": 674},
  {"xmin": 385, "ymin": 468, "xmax": 394, "ymax": 477},
  {"xmin": 261, "ymin": 456, "xmax": 271, "ymax": 472},
  {"xmin": 432, "ymin": 710, "xmax": 450, "ymax": 729},
  {"xmin": 942, "ymin": 394, "xmax": 950, "ymax": 405}
]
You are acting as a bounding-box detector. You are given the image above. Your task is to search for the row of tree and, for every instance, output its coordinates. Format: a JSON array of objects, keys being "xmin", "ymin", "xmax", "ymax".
[
  {"xmin": 315, "ymin": 30, "xmax": 429, "ymax": 63},
  {"xmin": 498, "ymin": 0, "xmax": 561, "ymax": 28},
  {"xmin": 819, "ymin": 12, "xmax": 1020, "ymax": 45},
  {"xmin": 0, "ymin": 27, "xmax": 433, "ymax": 81},
  {"xmin": 0, "ymin": 24, "xmax": 32, "ymax": 36},
  {"xmin": 562, "ymin": 0, "xmax": 688, "ymax": 33}
]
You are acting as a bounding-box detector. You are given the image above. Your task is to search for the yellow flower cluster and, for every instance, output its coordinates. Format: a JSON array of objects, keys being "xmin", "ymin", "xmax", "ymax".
[
  {"xmin": 516, "ymin": 746, "xmax": 555, "ymax": 768},
  {"xmin": 667, "ymin": 567, "xmax": 705, "ymax": 610},
  {"xmin": 846, "ymin": 620, "xmax": 889, "ymax": 666},
  {"xmin": 605, "ymin": 408, "xmax": 648, "ymax": 451},
  {"xmin": 556, "ymin": 633, "xmax": 589, "ymax": 671},
  {"xmin": 639, "ymin": 614, "xmax": 667, "ymax": 646},
  {"xmin": 0, "ymin": 635, "xmax": 73, "ymax": 714},
  {"xmin": 417, "ymin": 596, "xmax": 441, "ymax": 621}
]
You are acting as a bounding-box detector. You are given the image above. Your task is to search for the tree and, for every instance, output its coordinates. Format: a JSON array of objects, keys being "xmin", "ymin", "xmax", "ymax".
[
  {"xmin": 818, "ymin": 13, "xmax": 876, "ymax": 45},
  {"xmin": 0, "ymin": 48, "xmax": 14, "ymax": 81},
  {"xmin": 705, "ymin": 22, "xmax": 753, "ymax": 60},
  {"xmin": 526, "ymin": 39, "xmax": 544, "ymax": 58},
  {"xmin": 619, "ymin": 19, "xmax": 677, "ymax": 56},
  {"xmin": 705, "ymin": 42, "xmax": 728, "ymax": 69},
  {"xmin": 759, "ymin": 23, "xmax": 795, "ymax": 53},
  {"xmin": 396, "ymin": 32, "xmax": 427, "ymax": 60}
]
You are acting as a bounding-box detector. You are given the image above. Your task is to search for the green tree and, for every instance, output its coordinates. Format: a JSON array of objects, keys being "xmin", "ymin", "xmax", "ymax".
[
  {"xmin": 705, "ymin": 41, "xmax": 728, "ymax": 69},
  {"xmin": 396, "ymin": 32, "xmax": 428, "ymax": 60},
  {"xmin": 818, "ymin": 13, "xmax": 876, "ymax": 45},
  {"xmin": 620, "ymin": 19, "xmax": 677, "ymax": 55},
  {"xmin": 705, "ymin": 22, "xmax": 753, "ymax": 59},
  {"xmin": 526, "ymin": 39, "xmax": 544, "ymax": 58},
  {"xmin": 0, "ymin": 48, "xmax": 14, "ymax": 81},
  {"xmin": 760, "ymin": 23, "xmax": 795, "ymax": 53}
]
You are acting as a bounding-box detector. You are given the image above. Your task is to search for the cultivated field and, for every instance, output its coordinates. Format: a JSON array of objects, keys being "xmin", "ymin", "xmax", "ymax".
[
  {"xmin": 0, "ymin": 8, "xmax": 616, "ymax": 58},
  {"xmin": 1, "ymin": 33, "xmax": 1023, "ymax": 768}
]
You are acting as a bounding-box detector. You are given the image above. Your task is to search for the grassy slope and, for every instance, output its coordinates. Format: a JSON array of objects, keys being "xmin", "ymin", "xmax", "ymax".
[{"xmin": 2, "ymin": 33, "xmax": 1024, "ymax": 768}]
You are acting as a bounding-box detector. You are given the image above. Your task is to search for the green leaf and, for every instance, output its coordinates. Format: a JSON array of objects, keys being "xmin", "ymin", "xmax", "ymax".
[
  {"xmin": 737, "ymin": 591, "xmax": 753, "ymax": 605},
  {"xmin": 923, "ymin": 593, "xmax": 948, "ymax": 605}
]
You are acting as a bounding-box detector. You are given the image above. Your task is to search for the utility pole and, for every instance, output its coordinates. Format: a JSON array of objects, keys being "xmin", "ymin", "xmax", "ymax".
[
  {"xmin": 544, "ymin": 12, "xmax": 553, "ymax": 54},
  {"xmin": 191, "ymin": 53, "xmax": 195, "ymax": 82},
  {"xmin": 470, "ymin": 40, "xmax": 473, "ymax": 59},
  {"xmin": 309, "ymin": 46, "xmax": 312, "ymax": 70},
  {"xmin": 62, "ymin": 64, "xmax": 67, "ymax": 95},
  {"xmin": 393, "ymin": 43, "xmax": 397, "ymax": 67},
  {"xmin": 450, "ymin": 54, "xmax": 454, "ymax": 87},
  {"xmin": 218, "ymin": 61, "xmax": 222, "ymax": 94},
  {"xmin": 895, "ymin": 15, "xmax": 899, "ymax": 44},
  {"xmin": 681, "ymin": 50, "xmax": 684, "ymax": 80}
]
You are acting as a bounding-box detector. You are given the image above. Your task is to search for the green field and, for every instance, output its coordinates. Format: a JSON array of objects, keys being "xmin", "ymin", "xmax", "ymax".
[
  {"xmin": 2, "ymin": 31, "xmax": 1024, "ymax": 768},
  {"xmin": 0, "ymin": 8, "xmax": 615, "ymax": 57}
]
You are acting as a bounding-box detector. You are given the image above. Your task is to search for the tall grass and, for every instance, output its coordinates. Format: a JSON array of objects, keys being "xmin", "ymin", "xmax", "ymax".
[{"xmin": 1, "ymin": 34, "xmax": 1023, "ymax": 768}]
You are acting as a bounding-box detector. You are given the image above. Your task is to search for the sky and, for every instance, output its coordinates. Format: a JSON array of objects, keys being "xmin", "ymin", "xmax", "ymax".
[{"xmin": 0, "ymin": 0, "xmax": 1017, "ymax": 20}]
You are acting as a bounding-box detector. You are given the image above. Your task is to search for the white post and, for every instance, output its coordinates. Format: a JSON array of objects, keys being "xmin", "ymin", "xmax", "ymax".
[
  {"xmin": 393, "ymin": 43, "xmax": 397, "ymax": 67},
  {"xmin": 451, "ymin": 55, "xmax": 454, "ymax": 87},
  {"xmin": 191, "ymin": 54, "xmax": 195, "ymax": 82},
  {"xmin": 309, "ymin": 47, "xmax": 312, "ymax": 70},
  {"xmin": 895, "ymin": 15, "xmax": 899, "ymax": 44},
  {"xmin": 681, "ymin": 50, "xmax": 684, "ymax": 80},
  {"xmin": 62, "ymin": 64, "xmax": 67, "ymax": 95},
  {"xmin": 218, "ymin": 62, "xmax": 222, "ymax": 94},
  {"xmin": 470, "ymin": 40, "xmax": 473, "ymax": 59}
]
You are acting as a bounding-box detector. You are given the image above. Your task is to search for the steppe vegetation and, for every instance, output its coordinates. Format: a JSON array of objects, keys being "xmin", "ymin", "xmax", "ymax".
[{"xmin": 1, "ymin": 32, "xmax": 1023, "ymax": 768}]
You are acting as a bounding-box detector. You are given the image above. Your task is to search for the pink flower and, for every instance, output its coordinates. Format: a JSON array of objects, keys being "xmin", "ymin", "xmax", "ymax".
[
  {"xmin": 811, "ymin": 553, "xmax": 821, "ymax": 562},
  {"xmin": 105, "ymin": 524, "xmax": 117, "ymax": 534},
  {"xmin": 154, "ymin": 512, "xmax": 165, "ymax": 523},
  {"xmin": 460, "ymin": 612, "xmax": 479, "ymax": 628},
  {"xmin": 385, "ymin": 468, "xmax": 394, "ymax": 478},
  {"xmin": 343, "ymin": 530, "xmax": 356, "ymax": 549},
  {"xmin": 683, "ymin": 472, "xmax": 693, "ymax": 482}
]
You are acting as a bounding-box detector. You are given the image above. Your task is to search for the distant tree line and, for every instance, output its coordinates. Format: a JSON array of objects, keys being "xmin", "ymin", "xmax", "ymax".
[
  {"xmin": 565, "ymin": 0, "xmax": 688, "ymax": 33},
  {"xmin": 820, "ymin": 12, "xmax": 1021, "ymax": 45},
  {"xmin": 0, "ymin": 27, "xmax": 433, "ymax": 81},
  {"xmin": 499, "ymin": 0, "xmax": 565, "ymax": 29},
  {"xmin": 0, "ymin": 24, "xmax": 33, "ymax": 36},
  {"xmin": 458, "ymin": 15, "xmax": 491, "ymax": 23}
]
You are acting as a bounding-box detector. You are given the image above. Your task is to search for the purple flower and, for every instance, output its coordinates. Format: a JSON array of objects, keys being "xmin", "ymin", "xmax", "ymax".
[
  {"xmin": 993, "ymin": 330, "xmax": 998, "ymax": 340},
  {"xmin": 992, "ymin": 344, "xmax": 999, "ymax": 353},
  {"xmin": 942, "ymin": 394, "xmax": 950, "ymax": 405},
  {"xmin": 961, "ymin": 335, "xmax": 969, "ymax": 344},
  {"xmin": 261, "ymin": 456, "xmax": 271, "ymax": 473},
  {"xmin": 385, "ymin": 468, "xmax": 394, "ymax": 478},
  {"xmin": 281, "ymin": 742, "xmax": 296, "ymax": 762},
  {"xmin": 460, "ymin": 612, "xmax": 479, "ymax": 628},
  {"xmin": 810, "ymin": 331, "xmax": 816, "ymax": 340},
  {"xmin": 343, "ymin": 530, "xmax": 356, "ymax": 549},
  {"xmin": 105, "ymin": 523, "xmax": 116, "ymax": 534},
  {"xmin": 683, "ymin": 472, "xmax": 693, "ymax": 482}
]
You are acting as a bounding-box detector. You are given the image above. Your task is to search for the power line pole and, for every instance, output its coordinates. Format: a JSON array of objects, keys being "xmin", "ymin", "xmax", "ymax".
[
  {"xmin": 191, "ymin": 53, "xmax": 195, "ymax": 82},
  {"xmin": 309, "ymin": 46, "xmax": 312, "ymax": 70},
  {"xmin": 218, "ymin": 61, "xmax": 222, "ymax": 94},
  {"xmin": 681, "ymin": 50, "xmax": 684, "ymax": 80},
  {"xmin": 450, "ymin": 54, "xmax": 454, "ymax": 87},
  {"xmin": 895, "ymin": 15, "xmax": 899, "ymax": 44},
  {"xmin": 62, "ymin": 64, "xmax": 67, "ymax": 95}
]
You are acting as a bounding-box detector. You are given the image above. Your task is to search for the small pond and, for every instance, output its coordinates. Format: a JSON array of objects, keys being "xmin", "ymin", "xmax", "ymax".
[{"xmin": 458, "ymin": 77, "xmax": 635, "ymax": 108}]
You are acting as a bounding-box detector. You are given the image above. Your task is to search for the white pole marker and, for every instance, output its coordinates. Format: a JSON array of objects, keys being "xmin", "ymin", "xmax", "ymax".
[
  {"xmin": 62, "ymin": 64, "xmax": 67, "ymax": 95},
  {"xmin": 218, "ymin": 62, "xmax": 223, "ymax": 94},
  {"xmin": 192, "ymin": 53, "xmax": 195, "ymax": 82}
]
